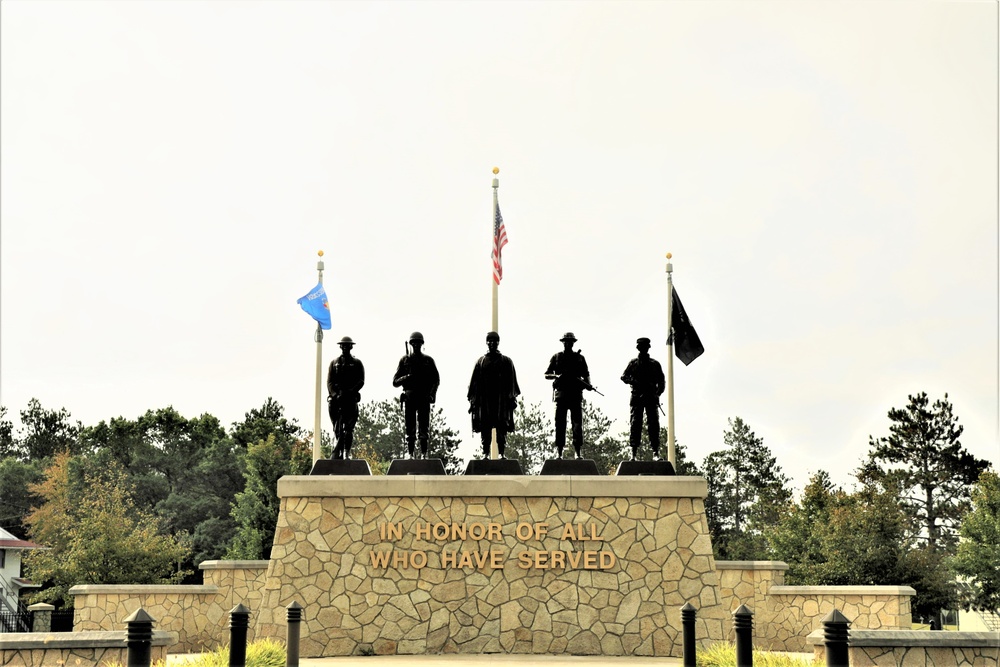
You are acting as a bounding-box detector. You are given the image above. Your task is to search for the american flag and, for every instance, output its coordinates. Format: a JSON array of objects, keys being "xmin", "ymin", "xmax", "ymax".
[{"xmin": 492, "ymin": 203, "xmax": 508, "ymax": 284}]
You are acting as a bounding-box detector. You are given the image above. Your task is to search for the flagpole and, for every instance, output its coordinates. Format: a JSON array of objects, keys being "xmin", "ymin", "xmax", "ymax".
[
  {"xmin": 665, "ymin": 252, "xmax": 676, "ymax": 469},
  {"xmin": 490, "ymin": 167, "xmax": 500, "ymax": 460},
  {"xmin": 313, "ymin": 250, "xmax": 325, "ymax": 464}
]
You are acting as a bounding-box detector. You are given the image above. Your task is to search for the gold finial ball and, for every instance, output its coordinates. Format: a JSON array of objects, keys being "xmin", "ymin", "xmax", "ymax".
[
  {"xmin": 492, "ymin": 167, "xmax": 499, "ymax": 175},
  {"xmin": 666, "ymin": 252, "xmax": 672, "ymax": 259},
  {"xmin": 318, "ymin": 250, "xmax": 324, "ymax": 257}
]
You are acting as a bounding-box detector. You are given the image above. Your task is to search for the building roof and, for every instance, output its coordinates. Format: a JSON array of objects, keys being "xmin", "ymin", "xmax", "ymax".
[{"xmin": 0, "ymin": 527, "xmax": 44, "ymax": 550}]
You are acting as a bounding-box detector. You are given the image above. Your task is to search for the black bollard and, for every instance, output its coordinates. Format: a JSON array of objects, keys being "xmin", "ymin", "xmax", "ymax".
[
  {"xmin": 123, "ymin": 608, "xmax": 155, "ymax": 667},
  {"xmin": 229, "ymin": 603, "xmax": 251, "ymax": 667},
  {"xmin": 286, "ymin": 601, "xmax": 303, "ymax": 667},
  {"xmin": 822, "ymin": 609, "xmax": 850, "ymax": 667},
  {"xmin": 733, "ymin": 604, "xmax": 753, "ymax": 667},
  {"xmin": 680, "ymin": 602, "xmax": 697, "ymax": 667}
]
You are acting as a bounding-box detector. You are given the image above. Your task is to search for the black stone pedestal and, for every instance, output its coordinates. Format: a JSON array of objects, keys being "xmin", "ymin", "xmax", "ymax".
[
  {"xmin": 540, "ymin": 459, "xmax": 601, "ymax": 475},
  {"xmin": 615, "ymin": 460, "xmax": 676, "ymax": 476},
  {"xmin": 387, "ymin": 458, "xmax": 448, "ymax": 475},
  {"xmin": 309, "ymin": 459, "xmax": 372, "ymax": 475},
  {"xmin": 464, "ymin": 459, "xmax": 524, "ymax": 475}
]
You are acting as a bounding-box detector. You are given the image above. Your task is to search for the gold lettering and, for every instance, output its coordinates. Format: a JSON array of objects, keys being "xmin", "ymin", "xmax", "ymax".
[
  {"xmin": 600, "ymin": 551, "xmax": 615, "ymax": 569},
  {"xmin": 410, "ymin": 551, "xmax": 427, "ymax": 569},
  {"xmin": 452, "ymin": 523, "xmax": 466, "ymax": 540},
  {"xmin": 589, "ymin": 524, "xmax": 603, "ymax": 541},
  {"xmin": 568, "ymin": 551, "xmax": 583, "ymax": 568},
  {"xmin": 387, "ymin": 523, "xmax": 403, "ymax": 540},
  {"xmin": 515, "ymin": 523, "xmax": 533, "ymax": 540},
  {"xmin": 457, "ymin": 551, "xmax": 473, "ymax": 568},
  {"xmin": 560, "ymin": 524, "xmax": 575, "ymax": 540},
  {"xmin": 433, "ymin": 523, "xmax": 449, "ymax": 540},
  {"xmin": 473, "ymin": 551, "xmax": 490, "ymax": 568},
  {"xmin": 370, "ymin": 551, "xmax": 391, "ymax": 567},
  {"xmin": 534, "ymin": 551, "xmax": 549, "ymax": 569},
  {"xmin": 442, "ymin": 551, "xmax": 457, "ymax": 568},
  {"xmin": 584, "ymin": 551, "xmax": 598, "ymax": 569},
  {"xmin": 391, "ymin": 551, "xmax": 408, "ymax": 568},
  {"xmin": 490, "ymin": 551, "xmax": 504, "ymax": 568},
  {"xmin": 414, "ymin": 523, "xmax": 431, "ymax": 540},
  {"xmin": 517, "ymin": 551, "xmax": 532, "ymax": 569},
  {"xmin": 535, "ymin": 523, "xmax": 549, "ymax": 540},
  {"xmin": 550, "ymin": 550, "xmax": 566, "ymax": 569},
  {"xmin": 469, "ymin": 523, "xmax": 486, "ymax": 540},
  {"xmin": 488, "ymin": 523, "xmax": 502, "ymax": 541}
]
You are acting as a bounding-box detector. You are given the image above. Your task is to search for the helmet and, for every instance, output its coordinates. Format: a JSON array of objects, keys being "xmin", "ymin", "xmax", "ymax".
[
  {"xmin": 409, "ymin": 331, "xmax": 424, "ymax": 343},
  {"xmin": 636, "ymin": 337, "xmax": 651, "ymax": 347},
  {"xmin": 486, "ymin": 331, "xmax": 500, "ymax": 342},
  {"xmin": 339, "ymin": 336, "xmax": 355, "ymax": 346},
  {"xmin": 560, "ymin": 332, "xmax": 577, "ymax": 342}
]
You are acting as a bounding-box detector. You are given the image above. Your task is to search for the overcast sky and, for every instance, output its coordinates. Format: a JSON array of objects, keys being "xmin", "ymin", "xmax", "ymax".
[{"xmin": 2, "ymin": 0, "xmax": 997, "ymax": 493}]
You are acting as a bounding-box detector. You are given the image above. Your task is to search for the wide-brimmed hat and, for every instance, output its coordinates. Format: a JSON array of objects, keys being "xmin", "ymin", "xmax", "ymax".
[
  {"xmin": 560, "ymin": 332, "xmax": 577, "ymax": 342},
  {"xmin": 339, "ymin": 336, "xmax": 355, "ymax": 346}
]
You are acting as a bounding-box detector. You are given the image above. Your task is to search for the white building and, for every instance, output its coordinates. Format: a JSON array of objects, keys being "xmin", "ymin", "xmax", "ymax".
[{"xmin": 0, "ymin": 527, "xmax": 43, "ymax": 632}]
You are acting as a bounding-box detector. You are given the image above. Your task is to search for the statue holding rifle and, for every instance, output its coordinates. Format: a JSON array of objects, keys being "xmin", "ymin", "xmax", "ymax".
[
  {"xmin": 621, "ymin": 337, "xmax": 665, "ymax": 460},
  {"xmin": 544, "ymin": 332, "xmax": 600, "ymax": 459},
  {"xmin": 393, "ymin": 331, "xmax": 440, "ymax": 459}
]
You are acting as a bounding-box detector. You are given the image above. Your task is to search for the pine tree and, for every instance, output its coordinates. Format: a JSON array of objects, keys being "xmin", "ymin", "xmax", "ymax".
[
  {"xmin": 703, "ymin": 417, "xmax": 792, "ymax": 559},
  {"xmin": 861, "ymin": 392, "xmax": 990, "ymax": 553}
]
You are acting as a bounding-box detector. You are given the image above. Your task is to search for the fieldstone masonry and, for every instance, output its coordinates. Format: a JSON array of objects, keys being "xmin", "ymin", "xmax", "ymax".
[
  {"xmin": 63, "ymin": 475, "xmax": 921, "ymax": 660},
  {"xmin": 253, "ymin": 476, "xmax": 728, "ymax": 657}
]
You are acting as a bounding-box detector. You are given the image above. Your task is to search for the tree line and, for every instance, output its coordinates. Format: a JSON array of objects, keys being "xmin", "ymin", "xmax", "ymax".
[{"xmin": 0, "ymin": 392, "xmax": 995, "ymax": 620}]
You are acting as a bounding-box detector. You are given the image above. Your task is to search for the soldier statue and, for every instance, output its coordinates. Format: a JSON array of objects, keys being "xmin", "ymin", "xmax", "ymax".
[
  {"xmin": 467, "ymin": 331, "xmax": 520, "ymax": 459},
  {"xmin": 327, "ymin": 336, "xmax": 365, "ymax": 460},
  {"xmin": 392, "ymin": 331, "xmax": 440, "ymax": 459},
  {"xmin": 544, "ymin": 332, "xmax": 595, "ymax": 459},
  {"xmin": 621, "ymin": 337, "xmax": 666, "ymax": 460}
]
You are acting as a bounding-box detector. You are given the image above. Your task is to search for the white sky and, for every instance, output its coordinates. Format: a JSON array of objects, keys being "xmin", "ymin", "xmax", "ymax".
[{"xmin": 1, "ymin": 0, "xmax": 997, "ymax": 493}]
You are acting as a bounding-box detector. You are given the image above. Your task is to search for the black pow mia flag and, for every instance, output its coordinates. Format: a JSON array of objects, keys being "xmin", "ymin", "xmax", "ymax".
[{"xmin": 668, "ymin": 287, "xmax": 704, "ymax": 366}]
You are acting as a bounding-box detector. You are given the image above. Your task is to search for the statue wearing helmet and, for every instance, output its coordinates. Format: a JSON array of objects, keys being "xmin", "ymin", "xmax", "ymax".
[{"xmin": 392, "ymin": 331, "xmax": 441, "ymax": 459}]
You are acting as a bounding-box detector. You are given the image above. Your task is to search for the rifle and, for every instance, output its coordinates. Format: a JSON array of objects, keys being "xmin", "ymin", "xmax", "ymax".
[{"xmin": 546, "ymin": 373, "xmax": 604, "ymax": 396}]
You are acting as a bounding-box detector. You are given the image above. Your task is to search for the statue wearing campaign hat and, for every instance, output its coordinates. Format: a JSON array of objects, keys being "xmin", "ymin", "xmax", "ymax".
[
  {"xmin": 327, "ymin": 336, "xmax": 365, "ymax": 460},
  {"xmin": 544, "ymin": 332, "xmax": 594, "ymax": 459},
  {"xmin": 621, "ymin": 337, "xmax": 666, "ymax": 460}
]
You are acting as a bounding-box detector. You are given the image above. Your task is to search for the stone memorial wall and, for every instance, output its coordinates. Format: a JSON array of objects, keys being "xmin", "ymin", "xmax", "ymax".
[{"xmin": 253, "ymin": 475, "xmax": 728, "ymax": 657}]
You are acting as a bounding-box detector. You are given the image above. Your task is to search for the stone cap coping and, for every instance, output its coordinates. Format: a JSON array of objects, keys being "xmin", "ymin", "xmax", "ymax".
[
  {"xmin": 26, "ymin": 603, "xmax": 54, "ymax": 611},
  {"xmin": 278, "ymin": 474, "xmax": 708, "ymax": 498},
  {"xmin": 69, "ymin": 584, "xmax": 219, "ymax": 596},
  {"xmin": 199, "ymin": 560, "xmax": 270, "ymax": 570},
  {"xmin": 806, "ymin": 629, "xmax": 1000, "ymax": 648},
  {"xmin": 770, "ymin": 585, "xmax": 916, "ymax": 596},
  {"xmin": 0, "ymin": 630, "xmax": 176, "ymax": 649},
  {"xmin": 715, "ymin": 561, "xmax": 790, "ymax": 570}
]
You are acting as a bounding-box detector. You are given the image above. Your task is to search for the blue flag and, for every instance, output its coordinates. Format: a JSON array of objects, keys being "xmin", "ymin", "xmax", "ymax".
[{"xmin": 297, "ymin": 282, "xmax": 331, "ymax": 330}]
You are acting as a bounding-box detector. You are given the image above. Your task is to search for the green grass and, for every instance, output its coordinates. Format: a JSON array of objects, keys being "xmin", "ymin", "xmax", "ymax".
[
  {"xmin": 102, "ymin": 637, "xmax": 285, "ymax": 667},
  {"xmin": 696, "ymin": 642, "xmax": 819, "ymax": 667}
]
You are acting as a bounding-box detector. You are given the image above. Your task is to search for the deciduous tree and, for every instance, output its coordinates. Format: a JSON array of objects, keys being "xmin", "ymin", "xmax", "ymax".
[
  {"xmin": 951, "ymin": 470, "xmax": 1000, "ymax": 612},
  {"xmin": 24, "ymin": 453, "xmax": 188, "ymax": 605},
  {"xmin": 226, "ymin": 432, "xmax": 312, "ymax": 560}
]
